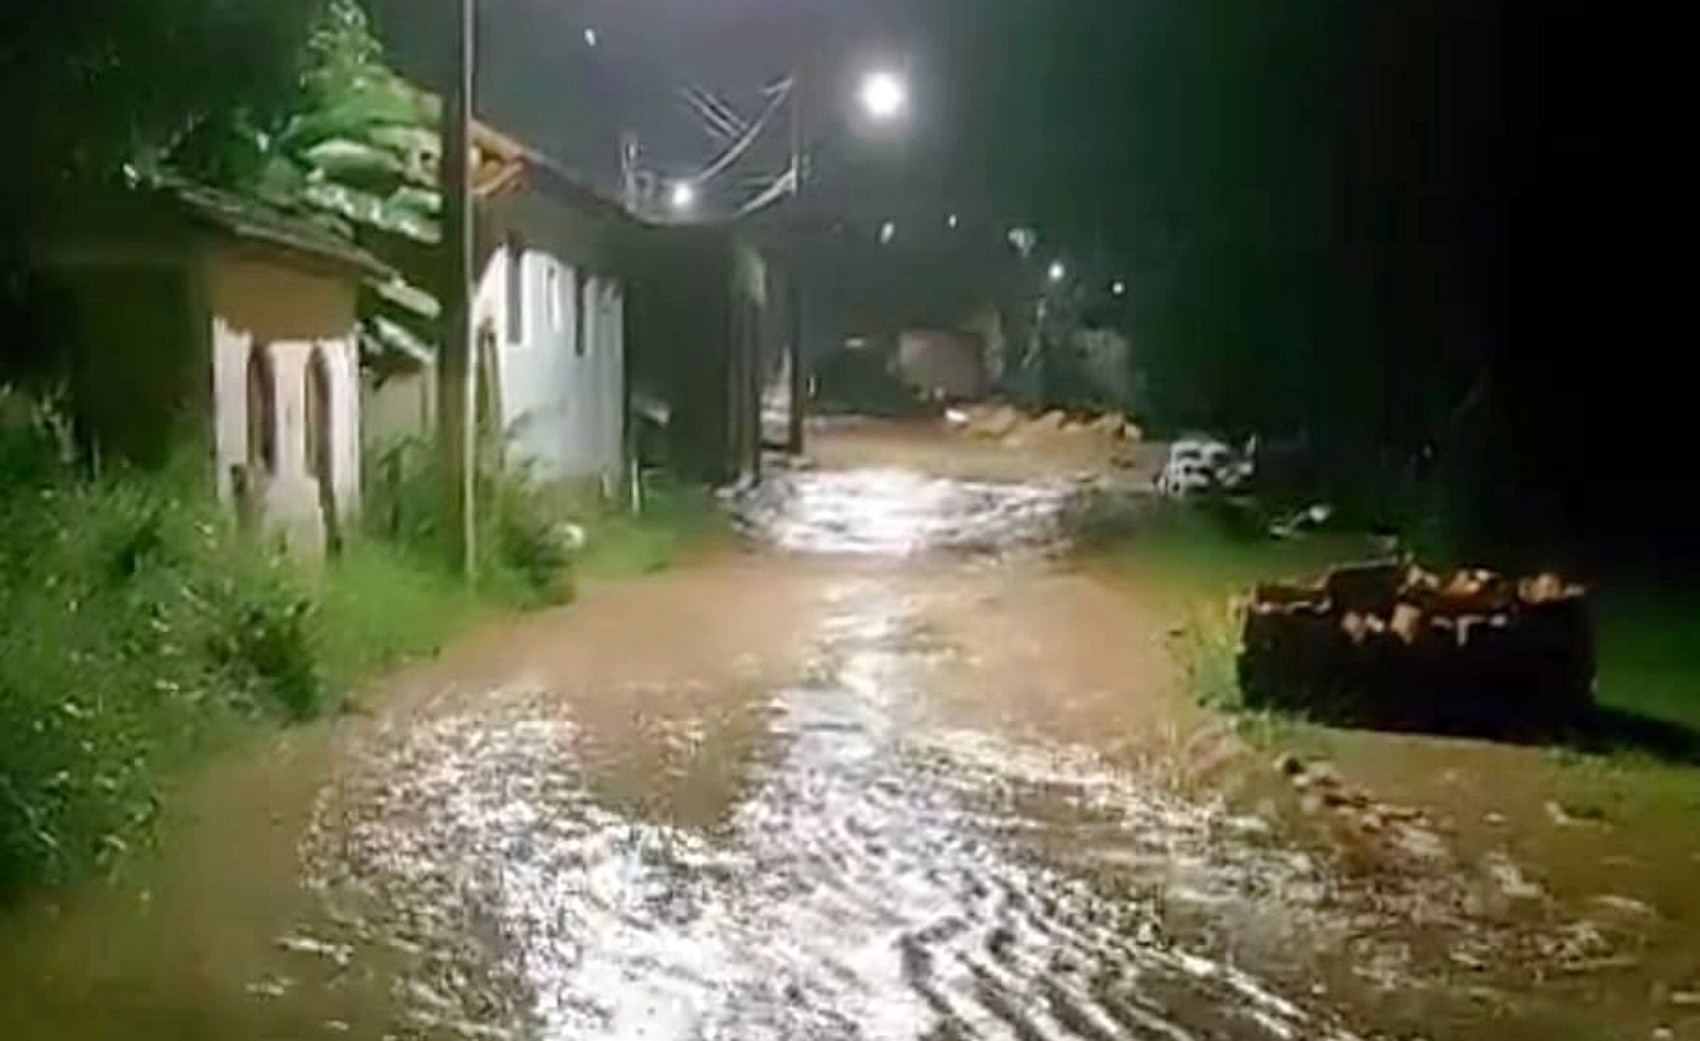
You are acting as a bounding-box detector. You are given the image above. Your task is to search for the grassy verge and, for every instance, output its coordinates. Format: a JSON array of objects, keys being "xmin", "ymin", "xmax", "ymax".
[
  {"xmin": 1102, "ymin": 505, "xmax": 1700, "ymax": 763},
  {"xmin": 573, "ymin": 478, "xmax": 720, "ymax": 580},
  {"xmin": 1593, "ymin": 591, "xmax": 1700, "ymax": 736},
  {"xmin": 1, "ymin": 419, "xmax": 712, "ymax": 899},
  {"xmin": 0, "ymin": 453, "xmax": 493, "ymax": 895}
]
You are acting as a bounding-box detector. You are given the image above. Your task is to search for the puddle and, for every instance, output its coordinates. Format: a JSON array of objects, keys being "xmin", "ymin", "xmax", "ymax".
[{"xmin": 728, "ymin": 468, "xmax": 1093, "ymax": 558}]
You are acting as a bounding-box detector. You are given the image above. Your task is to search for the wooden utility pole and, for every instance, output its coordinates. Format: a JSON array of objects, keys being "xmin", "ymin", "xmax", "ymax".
[
  {"xmin": 786, "ymin": 71, "xmax": 807, "ymax": 455},
  {"xmin": 437, "ymin": 0, "xmax": 476, "ymax": 576}
]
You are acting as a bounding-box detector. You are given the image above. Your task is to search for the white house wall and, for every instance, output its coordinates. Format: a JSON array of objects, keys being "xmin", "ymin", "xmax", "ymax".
[
  {"xmin": 210, "ymin": 315, "xmax": 252, "ymax": 504},
  {"xmin": 474, "ymin": 246, "xmax": 624, "ymax": 486},
  {"xmin": 211, "ymin": 317, "xmax": 361, "ymax": 558}
]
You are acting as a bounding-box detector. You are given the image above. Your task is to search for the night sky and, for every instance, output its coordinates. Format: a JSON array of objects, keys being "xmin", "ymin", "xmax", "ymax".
[{"xmin": 378, "ymin": 0, "xmax": 1192, "ymax": 261}]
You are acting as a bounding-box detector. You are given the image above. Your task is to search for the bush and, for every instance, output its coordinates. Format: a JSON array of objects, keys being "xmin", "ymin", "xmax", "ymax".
[
  {"xmin": 364, "ymin": 438, "xmax": 718, "ymax": 597},
  {"xmin": 313, "ymin": 540, "xmax": 485, "ymax": 692},
  {"xmin": 0, "ymin": 398, "xmax": 472, "ymax": 896},
  {"xmin": 0, "ymin": 442, "xmax": 255, "ymax": 889},
  {"xmin": 1, "ymin": 397, "xmax": 714, "ymax": 898},
  {"xmin": 364, "ymin": 436, "xmax": 578, "ymax": 605}
]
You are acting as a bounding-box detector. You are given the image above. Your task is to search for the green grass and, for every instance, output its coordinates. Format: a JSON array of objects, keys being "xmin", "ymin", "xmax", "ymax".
[
  {"xmin": 366, "ymin": 439, "xmax": 719, "ymax": 604},
  {"xmin": 1092, "ymin": 505, "xmax": 1374, "ymax": 723},
  {"xmin": 1593, "ymin": 592, "xmax": 1700, "ymax": 735},
  {"xmin": 312, "ymin": 540, "xmax": 491, "ymax": 696},
  {"xmin": 574, "ymin": 479, "xmax": 719, "ymax": 580},
  {"xmin": 0, "ymin": 454, "xmax": 302, "ymax": 892},
  {"xmin": 1102, "ymin": 503, "xmax": 1376, "ymax": 607}
]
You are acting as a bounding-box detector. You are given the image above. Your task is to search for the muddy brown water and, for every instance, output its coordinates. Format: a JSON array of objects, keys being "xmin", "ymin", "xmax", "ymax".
[{"xmin": 0, "ymin": 465, "xmax": 1689, "ymax": 1039}]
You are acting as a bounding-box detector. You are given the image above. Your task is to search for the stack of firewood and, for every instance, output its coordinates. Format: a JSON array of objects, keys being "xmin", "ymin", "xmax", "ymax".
[{"xmin": 1237, "ymin": 561, "xmax": 1594, "ymax": 734}]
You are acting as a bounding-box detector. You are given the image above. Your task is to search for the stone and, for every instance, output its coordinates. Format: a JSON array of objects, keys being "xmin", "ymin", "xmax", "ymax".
[
  {"xmin": 1450, "ymin": 948, "xmax": 1487, "ymax": 971},
  {"xmin": 1547, "ymin": 800, "xmax": 1608, "ymax": 827},
  {"xmin": 1392, "ymin": 824, "xmax": 1448, "ymax": 861},
  {"xmin": 1322, "ymin": 786, "xmax": 1370, "ymax": 809},
  {"xmin": 1307, "ymin": 762, "xmax": 1342, "ymax": 788},
  {"xmin": 1482, "ymin": 851, "xmax": 1545, "ymax": 902},
  {"xmin": 1032, "ymin": 409, "xmax": 1069, "ymax": 433},
  {"xmin": 1589, "ymin": 893, "xmax": 1658, "ymax": 921}
]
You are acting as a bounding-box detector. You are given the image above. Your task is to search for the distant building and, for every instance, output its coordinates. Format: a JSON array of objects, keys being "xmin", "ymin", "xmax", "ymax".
[
  {"xmin": 896, "ymin": 328, "xmax": 990, "ymax": 401},
  {"xmin": 32, "ymin": 174, "xmax": 382, "ymax": 558}
]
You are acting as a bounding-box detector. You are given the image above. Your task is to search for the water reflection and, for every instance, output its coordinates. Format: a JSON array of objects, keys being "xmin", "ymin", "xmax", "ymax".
[
  {"xmin": 729, "ymin": 469, "xmax": 1087, "ymax": 557},
  {"xmin": 292, "ymin": 578, "xmax": 1355, "ymax": 1040}
]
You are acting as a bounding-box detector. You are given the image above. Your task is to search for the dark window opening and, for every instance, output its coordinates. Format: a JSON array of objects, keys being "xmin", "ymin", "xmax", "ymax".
[
  {"xmin": 305, "ymin": 349, "xmax": 332, "ymax": 484},
  {"xmin": 246, "ymin": 344, "xmax": 277, "ymax": 473},
  {"xmin": 505, "ymin": 235, "xmax": 524, "ymax": 344},
  {"xmin": 574, "ymin": 269, "xmax": 591, "ymax": 357}
]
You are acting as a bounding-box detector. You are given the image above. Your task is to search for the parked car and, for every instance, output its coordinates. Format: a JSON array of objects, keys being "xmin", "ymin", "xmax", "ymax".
[{"xmin": 1157, "ymin": 436, "xmax": 1252, "ymax": 497}]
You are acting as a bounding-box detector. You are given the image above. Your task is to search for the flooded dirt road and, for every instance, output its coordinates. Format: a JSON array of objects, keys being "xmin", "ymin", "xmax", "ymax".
[{"xmin": 0, "ymin": 446, "xmax": 1690, "ymax": 1040}]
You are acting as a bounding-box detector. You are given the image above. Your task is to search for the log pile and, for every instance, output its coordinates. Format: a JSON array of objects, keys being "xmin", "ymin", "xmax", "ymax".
[{"xmin": 1237, "ymin": 562, "xmax": 1594, "ymax": 735}]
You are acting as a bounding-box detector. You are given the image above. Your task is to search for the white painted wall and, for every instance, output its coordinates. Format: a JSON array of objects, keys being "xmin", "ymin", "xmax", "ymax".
[
  {"xmin": 211, "ymin": 317, "xmax": 361, "ymax": 558},
  {"xmin": 473, "ymin": 245, "xmax": 625, "ymax": 486}
]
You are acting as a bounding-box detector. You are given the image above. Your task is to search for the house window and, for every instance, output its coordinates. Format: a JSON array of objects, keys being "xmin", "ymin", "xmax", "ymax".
[
  {"xmin": 574, "ymin": 269, "xmax": 590, "ymax": 356},
  {"xmin": 505, "ymin": 235, "xmax": 524, "ymax": 344},
  {"xmin": 246, "ymin": 344, "xmax": 277, "ymax": 473},
  {"xmin": 546, "ymin": 263, "xmax": 563, "ymax": 333}
]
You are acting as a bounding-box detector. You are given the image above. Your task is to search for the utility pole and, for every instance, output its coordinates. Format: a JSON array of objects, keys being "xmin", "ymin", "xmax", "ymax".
[
  {"xmin": 785, "ymin": 71, "xmax": 808, "ymax": 455},
  {"xmin": 437, "ymin": 0, "xmax": 476, "ymax": 577},
  {"xmin": 782, "ymin": 68, "xmax": 816, "ymax": 455}
]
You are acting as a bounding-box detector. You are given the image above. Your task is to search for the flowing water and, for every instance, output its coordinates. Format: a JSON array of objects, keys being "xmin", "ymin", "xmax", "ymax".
[{"xmin": 2, "ymin": 466, "xmax": 1669, "ymax": 1039}]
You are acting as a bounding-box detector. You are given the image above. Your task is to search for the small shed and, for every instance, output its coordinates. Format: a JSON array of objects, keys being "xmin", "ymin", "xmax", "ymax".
[{"xmin": 33, "ymin": 175, "xmax": 386, "ymax": 557}]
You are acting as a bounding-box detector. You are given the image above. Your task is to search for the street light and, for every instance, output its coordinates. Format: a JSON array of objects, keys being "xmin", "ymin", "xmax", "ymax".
[
  {"xmin": 878, "ymin": 220, "xmax": 897, "ymax": 245},
  {"xmin": 947, "ymin": 213, "xmax": 960, "ymax": 229},
  {"xmin": 670, "ymin": 181, "xmax": 696, "ymax": 214},
  {"xmin": 858, "ymin": 69, "xmax": 909, "ymax": 121},
  {"xmin": 1048, "ymin": 260, "xmax": 1067, "ymax": 284},
  {"xmin": 583, "ymin": 27, "xmax": 598, "ymax": 47},
  {"xmin": 1111, "ymin": 279, "xmax": 1127, "ymax": 297}
]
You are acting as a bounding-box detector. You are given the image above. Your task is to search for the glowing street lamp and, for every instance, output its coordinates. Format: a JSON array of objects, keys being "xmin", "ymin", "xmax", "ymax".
[
  {"xmin": 947, "ymin": 213, "xmax": 960, "ymax": 229},
  {"xmin": 1111, "ymin": 279, "xmax": 1127, "ymax": 297},
  {"xmin": 878, "ymin": 220, "xmax": 897, "ymax": 245},
  {"xmin": 858, "ymin": 69, "xmax": 909, "ymax": 122},
  {"xmin": 1048, "ymin": 260, "xmax": 1067, "ymax": 284},
  {"xmin": 670, "ymin": 181, "xmax": 697, "ymax": 214}
]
